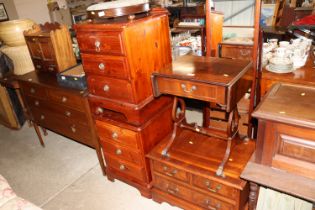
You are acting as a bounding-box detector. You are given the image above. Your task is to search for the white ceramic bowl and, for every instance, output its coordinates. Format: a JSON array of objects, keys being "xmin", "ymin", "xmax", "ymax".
[{"xmin": 0, "ymin": 19, "xmax": 35, "ymax": 46}]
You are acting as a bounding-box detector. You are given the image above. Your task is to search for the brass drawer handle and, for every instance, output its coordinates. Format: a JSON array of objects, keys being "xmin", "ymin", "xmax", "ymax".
[
  {"xmin": 205, "ymin": 201, "xmax": 221, "ymax": 210},
  {"xmin": 181, "ymin": 84, "xmax": 197, "ymax": 93},
  {"xmin": 40, "ymin": 115, "xmax": 45, "ymax": 120},
  {"xmin": 95, "ymin": 40, "xmax": 101, "ymax": 52},
  {"xmin": 115, "ymin": 149, "xmax": 122, "ymax": 155},
  {"xmin": 34, "ymin": 101, "xmax": 39, "ymax": 106},
  {"xmin": 61, "ymin": 96, "xmax": 67, "ymax": 103},
  {"xmin": 65, "ymin": 111, "xmax": 71, "ymax": 117},
  {"xmin": 112, "ymin": 132, "xmax": 118, "ymax": 140},
  {"xmin": 30, "ymin": 88, "xmax": 35, "ymax": 94},
  {"xmin": 98, "ymin": 63, "xmax": 105, "ymax": 70},
  {"xmin": 163, "ymin": 166, "xmax": 178, "ymax": 177},
  {"xmin": 119, "ymin": 164, "xmax": 126, "ymax": 171},
  {"xmin": 32, "ymin": 38, "xmax": 36, "ymax": 42},
  {"xmin": 36, "ymin": 65, "xmax": 42, "ymax": 69},
  {"xmin": 240, "ymin": 49, "xmax": 251, "ymax": 57},
  {"xmin": 103, "ymin": 85, "xmax": 110, "ymax": 92},
  {"xmin": 205, "ymin": 181, "xmax": 222, "ymax": 193},
  {"xmin": 167, "ymin": 187, "xmax": 179, "ymax": 195},
  {"xmin": 48, "ymin": 66, "xmax": 55, "ymax": 71},
  {"xmin": 95, "ymin": 107, "xmax": 104, "ymax": 115},
  {"xmin": 71, "ymin": 125, "xmax": 76, "ymax": 133}
]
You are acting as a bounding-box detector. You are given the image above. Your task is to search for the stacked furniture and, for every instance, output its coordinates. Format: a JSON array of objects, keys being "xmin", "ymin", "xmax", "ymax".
[{"xmin": 74, "ymin": 9, "xmax": 174, "ymax": 197}]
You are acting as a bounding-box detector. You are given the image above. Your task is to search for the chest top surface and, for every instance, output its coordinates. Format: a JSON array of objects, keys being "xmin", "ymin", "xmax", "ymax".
[
  {"xmin": 153, "ymin": 55, "xmax": 252, "ymax": 87},
  {"xmin": 253, "ymin": 83, "xmax": 315, "ymax": 129}
]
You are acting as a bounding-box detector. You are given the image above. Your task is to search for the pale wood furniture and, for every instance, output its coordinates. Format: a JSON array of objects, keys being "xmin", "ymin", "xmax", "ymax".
[
  {"xmin": 24, "ymin": 23, "xmax": 76, "ymax": 73},
  {"xmin": 74, "ymin": 9, "xmax": 174, "ymax": 197}
]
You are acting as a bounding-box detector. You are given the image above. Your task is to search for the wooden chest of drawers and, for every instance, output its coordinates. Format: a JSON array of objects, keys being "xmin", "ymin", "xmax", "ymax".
[
  {"xmin": 147, "ymin": 129, "xmax": 255, "ymax": 210},
  {"xmin": 252, "ymin": 83, "xmax": 315, "ymax": 180},
  {"xmin": 75, "ymin": 9, "xmax": 174, "ymax": 197},
  {"xmin": 16, "ymin": 71, "xmax": 105, "ymax": 174},
  {"xmin": 24, "ymin": 23, "xmax": 76, "ymax": 73}
]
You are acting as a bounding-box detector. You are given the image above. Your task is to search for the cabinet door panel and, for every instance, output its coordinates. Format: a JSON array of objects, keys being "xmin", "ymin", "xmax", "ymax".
[
  {"xmin": 25, "ymin": 37, "xmax": 42, "ymax": 59},
  {"xmin": 39, "ymin": 37, "xmax": 55, "ymax": 61}
]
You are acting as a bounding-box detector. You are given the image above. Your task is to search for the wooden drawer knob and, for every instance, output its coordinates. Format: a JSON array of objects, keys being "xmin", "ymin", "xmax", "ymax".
[
  {"xmin": 103, "ymin": 85, "xmax": 110, "ymax": 92},
  {"xmin": 65, "ymin": 111, "xmax": 71, "ymax": 117},
  {"xmin": 119, "ymin": 164, "xmax": 126, "ymax": 171},
  {"xmin": 34, "ymin": 101, "xmax": 39, "ymax": 106},
  {"xmin": 115, "ymin": 149, "xmax": 122, "ymax": 155},
  {"xmin": 30, "ymin": 88, "xmax": 35, "ymax": 94},
  {"xmin": 40, "ymin": 115, "xmax": 45, "ymax": 120},
  {"xmin": 71, "ymin": 125, "xmax": 76, "ymax": 133},
  {"xmin": 61, "ymin": 97, "xmax": 67, "ymax": 103},
  {"xmin": 112, "ymin": 132, "xmax": 118, "ymax": 140},
  {"xmin": 181, "ymin": 84, "xmax": 197, "ymax": 93},
  {"xmin": 98, "ymin": 63, "xmax": 105, "ymax": 70}
]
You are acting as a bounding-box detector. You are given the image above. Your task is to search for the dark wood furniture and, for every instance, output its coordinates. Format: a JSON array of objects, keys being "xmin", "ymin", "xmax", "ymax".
[
  {"xmin": 74, "ymin": 9, "xmax": 174, "ymax": 197},
  {"xmin": 219, "ymin": 43, "xmax": 253, "ymax": 61},
  {"xmin": 241, "ymin": 83, "xmax": 315, "ymax": 210},
  {"xmin": 147, "ymin": 129, "xmax": 255, "ymax": 210},
  {"xmin": 24, "ymin": 23, "xmax": 76, "ymax": 73},
  {"xmin": 15, "ymin": 71, "xmax": 105, "ymax": 174}
]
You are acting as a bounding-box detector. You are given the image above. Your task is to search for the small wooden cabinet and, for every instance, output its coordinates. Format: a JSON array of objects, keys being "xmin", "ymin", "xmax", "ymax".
[
  {"xmin": 219, "ymin": 43, "xmax": 253, "ymax": 61},
  {"xmin": 24, "ymin": 23, "xmax": 76, "ymax": 73},
  {"xmin": 252, "ymin": 83, "xmax": 315, "ymax": 180}
]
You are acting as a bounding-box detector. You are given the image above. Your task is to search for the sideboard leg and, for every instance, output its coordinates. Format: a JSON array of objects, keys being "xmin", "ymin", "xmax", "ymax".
[
  {"xmin": 249, "ymin": 182, "xmax": 259, "ymax": 210},
  {"xmin": 33, "ymin": 123, "xmax": 45, "ymax": 147}
]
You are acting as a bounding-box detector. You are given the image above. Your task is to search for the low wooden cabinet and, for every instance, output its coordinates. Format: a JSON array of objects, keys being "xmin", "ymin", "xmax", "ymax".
[
  {"xmin": 24, "ymin": 23, "xmax": 76, "ymax": 73},
  {"xmin": 16, "ymin": 71, "xmax": 105, "ymax": 173}
]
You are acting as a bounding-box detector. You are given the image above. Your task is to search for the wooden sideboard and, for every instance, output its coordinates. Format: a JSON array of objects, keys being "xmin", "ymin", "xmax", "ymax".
[
  {"xmin": 15, "ymin": 71, "xmax": 105, "ymax": 174},
  {"xmin": 74, "ymin": 9, "xmax": 174, "ymax": 197}
]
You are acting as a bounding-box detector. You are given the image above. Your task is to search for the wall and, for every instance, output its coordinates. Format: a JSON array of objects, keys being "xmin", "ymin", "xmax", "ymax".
[
  {"xmin": 13, "ymin": 0, "xmax": 50, "ymax": 24},
  {"xmin": 0, "ymin": 0, "xmax": 18, "ymax": 20}
]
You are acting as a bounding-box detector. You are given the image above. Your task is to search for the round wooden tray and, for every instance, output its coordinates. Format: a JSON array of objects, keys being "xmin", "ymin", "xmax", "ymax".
[{"xmin": 87, "ymin": 3, "xmax": 150, "ymax": 20}]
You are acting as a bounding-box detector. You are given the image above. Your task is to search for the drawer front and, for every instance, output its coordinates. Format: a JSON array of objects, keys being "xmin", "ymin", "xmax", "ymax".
[
  {"xmin": 43, "ymin": 60, "xmax": 58, "ymax": 73},
  {"xmin": 87, "ymin": 75, "xmax": 134, "ymax": 103},
  {"xmin": 221, "ymin": 45, "xmax": 253, "ymax": 60},
  {"xmin": 21, "ymin": 82, "xmax": 47, "ymax": 98},
  {"xmin": 101, "ymin": 140, "xmax": 142, "ymax": 165},
  {"xmin": 105, "ymin": 155, "xmax": 147, "ymax": 182},
  {"xmin": 156, "ymin": 77, "xmax": 226, "ymax": 105},
  {"xmin": 77, "ymin": 32, "xmax": 124, "ymax": 55},
  {"xmin": 25, "ymin": 36, "xmax": 42, "ymax": 59},
  {"xmin": 192, "ymin": 190, "xmax": 234, "ymax": 210},
  {"xmin": 153, "ymin": 174, "xmax": 192, "ymax": 202},
  {"xmin": 152, "ymin": 161, "xmax": 189, "ymax": 183},
  {"xmin": 81, "ymin": 54, "xmax": 129, "ymax": 80},
  {"xmin": 47, "ymin": 89, "xmax": 85, "ymax": 112},
  {"xmin": 192, "ymin": 175, "xmax": 237, "ymax": 199},
  {"xmin": 25, "ymin": 96, "xmax": 88, "ymax": 126},
  {"xmin": 32, "ymin": 59, "xmax": 44, "ymax": 71},
  {"xmin": 95, "ymin": 120, "xmax": 139, "ymax": 149},
  {"xmin": 32, "ymin": 109, "xmax": 93, "ymax": 147}
]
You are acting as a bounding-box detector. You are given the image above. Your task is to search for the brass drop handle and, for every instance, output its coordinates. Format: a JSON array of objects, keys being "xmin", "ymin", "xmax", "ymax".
[
  {"xmin": 40, "ymin": 115, "xmax": 45, "ymax": 120},
  {"xmin": 98, "ymin": 63, "xmax": 105, "ymax": 70},
  {"xmin": 48, "ymin": 66, "xmax": 54, "ymax": 71},
  {"xmin": 240, "ymin": 49, "xmax": 250, "ymax": 56},
  {"xmin": 167, "ymin": 187, "xmax": 179, "ymax": 195},
  {"xmin": 103, "ymin": 85, "xmax": 110, "ymax": 92},
  {"xmin": 65, "ymin": 111, "xmax": 71, "ymax": 117},
  {"xmin": 30, "ymin": 88, "xmax": 35, "ymax": 94},
  {"xmin": 35, "ymin": 101, "xmax": 39, "ymax": 106},
  {"xmin": 115, "ymin": 149, "xmax": 122, "ymax": 155},
  {"xmin": 112, "ymin": 132, "xmax": 118, "ymax": 140},
  {"xmin": 205, "ymin": 201, "xmax": 221, "ymax": 210},
  {"xmin": 96, "ymin": 107, "xmax": 104, "ymax": 115},
  {"xmin": 71, "ymin": 125, "xmax": 76, "ymax": 133},
  {"xmin": 95, "ymin": 40, "xmax": 101, "ymax": 52},
  {"xmin": 119, "ymin": 164, "xmax": 126, "ymax": 171},
  {"xmin": 62, "ymin": 97, "xmax": 67, "ymax": 103},
  {"xmin": 205, "ymin": 181, "xmax": 222, "ymax": 193},
  {"xmin": 181, "ymin": 84, "xmax": 197, "ymax": 93},
  {"xmin": 163, "ymin": 166, "xmax": 178, "ymax": 177},
  {"xmin": 36, "ymin": 65, "xmax": 42, "ymax": 69}
]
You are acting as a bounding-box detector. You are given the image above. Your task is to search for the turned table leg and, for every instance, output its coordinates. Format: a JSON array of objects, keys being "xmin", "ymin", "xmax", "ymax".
[
  {"xmin": 33, "ymin": 123, "xmax": 45, "ymax": 147},
  {"xmin": 249, "ymin": 182, "xmax": 259, "ymax": 210}
]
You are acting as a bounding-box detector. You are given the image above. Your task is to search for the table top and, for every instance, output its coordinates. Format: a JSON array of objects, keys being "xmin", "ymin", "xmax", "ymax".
[
  {"xmin": 253, "ymin": 83, "xmax": 315, "ymax": 129},
  {"xmin": 241, "ymin": 157, "xmax": 315, "ymax": 203},
  {"xmin": 153, "ymin": 55, "xmax": 252, "ymax": 87}
]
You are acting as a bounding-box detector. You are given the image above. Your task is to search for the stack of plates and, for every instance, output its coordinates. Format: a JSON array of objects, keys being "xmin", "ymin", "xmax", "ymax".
[{"xmin": 266, "ymin": 57, "xmax": 294, "ymax": 74}]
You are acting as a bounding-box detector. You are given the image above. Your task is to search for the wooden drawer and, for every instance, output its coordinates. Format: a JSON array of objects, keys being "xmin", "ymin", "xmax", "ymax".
[
  {"xmin": 32, "ymin": 109, "xmax": 93, "ymax": 147},
  {"xmin": 76, "ymin": 31, "xmax": 124, "ymax": 55},
  {"xmin": 20, "ymin": 82, "xmax": 47, "ymax": 98},
  {"xmin": 156, "ymin": 77, "xmax": 226, "ymax": 105},
  {"xmin": 25, "ymin": 96, "xmax": 88, "ymax": 126},
  {"xmin": 153, "ymin": 174, "xmax": 192, "ymax": 202},
  {"xmin": 81, "ymin": 54, "xmax": 129, "ymax": 80},
  {"xmin": 95, "ymin": 120, "xmax": 139, "ymax": 149},
  {"xmin": 192, "ymin": 190, "xmax": 234, "ymax": 210},
  {"xmin": 101, "ymin": 140, "xmax": 142, "ymax": 165},
  {"xmin": 220, "ymin": 44, "xmax": 253, "ymax": 60},
  {"xmin": 47, "ymin": 89, "xmax": 85, "ymax": 112},
  {"xmin": 32, "ymin": 59, "xmax": 45, "ymax": 71},
  {"xmin": 192, "ymin": 175, "xmax": 238, "ymax": 199},
  {"xmin": 105, "ymin": 155, "xmax": 147, "ymax": 182},
  {"xmin": 43, "ymin": 60, "xmax": 58, "ymax": 72},
  {"xmin": 87, "ymin": 75, "xmax": 134, "ymax": 103},
  {"xmin": 152, "ymin": 161, "xmax": 189, "ymax": 183}
]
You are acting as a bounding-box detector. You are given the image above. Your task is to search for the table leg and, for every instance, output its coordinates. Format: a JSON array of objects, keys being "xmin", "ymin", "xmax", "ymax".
[
  {"xmin": 41, "ymin": 127, "xmax": 48, "ymax": 136},
  {"xmin": 249, "ymin": 182, "xmax": 259, "ymax": 210},
  {"xmin": 33, "ymin": 123, "xmax": 45, "ymax": 147}
]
